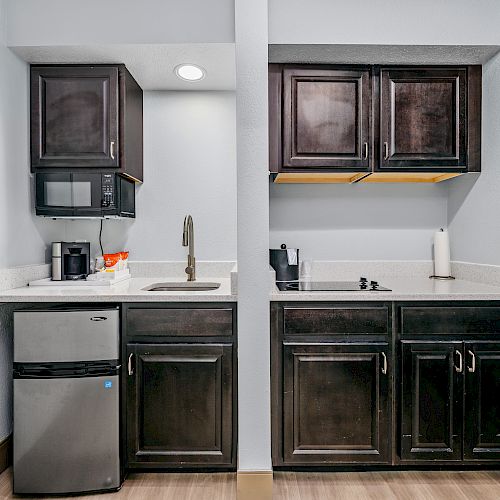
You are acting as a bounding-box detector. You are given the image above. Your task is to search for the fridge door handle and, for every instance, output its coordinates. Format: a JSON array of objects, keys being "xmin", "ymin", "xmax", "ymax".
[{"xmin": 127, "ymin": 353, "xmax": 134, "ymax": 376}]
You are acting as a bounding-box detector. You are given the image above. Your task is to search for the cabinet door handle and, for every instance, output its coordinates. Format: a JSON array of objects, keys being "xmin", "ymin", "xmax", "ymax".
[
  {"xmin": 363, "ymin": 142, "xmax": 369, "ymax": 160},
  {"xmin": 468, "ymin": 350, "xmax": 476, "ymax": 373},
  {"xmin": 381, "ymin": 352, "xmax": 388, "ymax": 375},
  {"xmin": 128, "ymin": 353, "xmax": 134, "ymax": 376},
  {"xmin": 110, "ymin": 141, "xmax": 116, "ymax": 160},
  {"xmin": 383, "ymin": 142, "xmax": 389, "ymax": 160},
  {"xmin": 455, "ymin": 350, "xmax": 463, "ymax": 373}
]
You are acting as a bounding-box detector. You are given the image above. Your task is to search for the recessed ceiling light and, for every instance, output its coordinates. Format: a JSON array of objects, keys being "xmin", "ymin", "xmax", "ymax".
[{"xmin": 174, "ymin": 64, "xmax": 206, "ymax": 82}]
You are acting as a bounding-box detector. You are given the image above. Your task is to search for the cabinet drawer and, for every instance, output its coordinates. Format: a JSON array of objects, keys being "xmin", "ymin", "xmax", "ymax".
[
  {"xmin": 127, "ymin": 307, "xmax": 233, "ymax": 337},
  {"xmin": 283, "ymin": 305, "xmax": 389, "ymax": 335},
  {"xmin": 400, "ymin": 306, "xmax": 500, "ymax": 335}
]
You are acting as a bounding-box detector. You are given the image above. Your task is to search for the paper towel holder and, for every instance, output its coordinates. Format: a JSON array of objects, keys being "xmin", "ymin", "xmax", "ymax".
[{"xmin": 430, "ymin": 228, "xmax": 455, "ymax": 280}]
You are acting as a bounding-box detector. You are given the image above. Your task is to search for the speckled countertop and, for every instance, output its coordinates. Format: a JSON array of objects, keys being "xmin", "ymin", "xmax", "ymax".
[
  {"xmin": 0, "ymin": 277, "xmax": 236, "ymax": 303},
  {"xmin": 270, "ymin": 277, "xmax": 500, "ymax": 302}
]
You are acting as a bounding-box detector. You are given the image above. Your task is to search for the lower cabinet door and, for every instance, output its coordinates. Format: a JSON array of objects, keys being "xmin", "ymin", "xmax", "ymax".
[
  {"xmin": 127, "ymin": 343, "xmax": 233, "ymax": 467},
  {"xmin": 400, "ymin": 341, "xmax": 463, "ymax": 461},
  {"xmin": 464, "ymin": 342, "xmax": 500, "ymax": 461},
  {"xmin": 283, "ymin": 343, "xmax": 390, "ymax": 464}
]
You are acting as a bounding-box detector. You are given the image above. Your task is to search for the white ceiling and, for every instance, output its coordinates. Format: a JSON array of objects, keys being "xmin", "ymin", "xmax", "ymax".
[{"xmin": 10, "ymin": 44, "xmax": 236, "ymax": 91}]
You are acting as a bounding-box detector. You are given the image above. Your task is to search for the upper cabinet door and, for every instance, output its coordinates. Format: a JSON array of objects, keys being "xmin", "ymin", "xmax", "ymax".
[
  {"xmin": 379, "ymin": 68, "xmax": 467, "ymax": 170},
  {"xmin": 282, "ymin": 67, "xmax": 371, "ymax": 170},
  {"xmin": 31, "ymin": 66, "xmax": 119, "ymax": 168}
]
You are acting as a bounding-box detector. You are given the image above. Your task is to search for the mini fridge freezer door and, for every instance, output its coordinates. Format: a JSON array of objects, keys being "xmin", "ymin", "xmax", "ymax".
[{"xmin": 14, "ymin": 309, "xmax": 119, "ymax": 363}]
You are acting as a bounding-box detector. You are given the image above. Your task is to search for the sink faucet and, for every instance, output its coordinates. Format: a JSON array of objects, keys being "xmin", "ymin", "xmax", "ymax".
[{"xmin": 182, "ymin": 215, "xmax": 196, "ymax": 281}]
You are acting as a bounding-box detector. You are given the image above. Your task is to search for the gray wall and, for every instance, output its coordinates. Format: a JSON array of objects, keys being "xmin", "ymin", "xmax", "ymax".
[
  {"xmin": 5, "ymin": 0, "xmax": 234, "ymax": 45},
  {"xmin": 269, "ymin": 0, "xmax": 500, "ymax": 45},
  {"xmin": 37, "ymin": 91, "xmax": 238, "ymax": 263},
  {"xmin": 270, "ymin": 183, "xmax": 448, "ymax": 261},
  {"xmin": 267, "ymin": 0, "xmax": 500, "ymax": 266},
  {"xmin": 0, "ymin": 0, "xmax": 58, "ymax": 268},
  {"xmin": 448, "ymin": 53, "xmax": 500, "ymax": 264}
]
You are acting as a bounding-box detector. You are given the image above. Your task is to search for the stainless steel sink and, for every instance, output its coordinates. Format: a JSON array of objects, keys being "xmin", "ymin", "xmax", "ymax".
[{"xmin": 142, "ymin": 282, "xmax": 221, "ymax": 292}]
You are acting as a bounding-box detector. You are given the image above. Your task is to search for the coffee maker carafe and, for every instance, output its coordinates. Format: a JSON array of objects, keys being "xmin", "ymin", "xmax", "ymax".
[{"xmin": 52, "ymin": 242, "xmax": 91, "ymax": 281}]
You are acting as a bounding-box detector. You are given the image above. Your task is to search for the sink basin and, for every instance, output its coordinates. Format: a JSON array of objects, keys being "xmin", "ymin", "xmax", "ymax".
[{"xmin": 142, "ymin": 282, "xmax": 221, "ymax": 292}]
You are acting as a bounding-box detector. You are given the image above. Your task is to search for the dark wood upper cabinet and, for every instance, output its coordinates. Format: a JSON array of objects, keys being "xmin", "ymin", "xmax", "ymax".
[
  {"xmin": 269, "ymin": 64, "xmax": 481, "ymax": 177},
  {"xmin": 281, "ymin": 67, "xmax": 371, "ymax": 170},
  {"xmin": 400, "ymin": 341, "xmax": 463, "ymax": 461},
  {"xmin": 379, "ymin": 68, "xmax": 468, "ymax": 170},
  {"xmin": 127, "ymin": 343, "xmax": 233, "ymax": 467},
  {"xmin": 31, "ymin": 65, "xmax": 143, "ymax": 182},
  {"xmin": 282, "ymin": 342, "xmax": 390, "ymax": 464},
  {"xmin": 464, "ymin": 342, "xmax": 500, "ymax": 461}
]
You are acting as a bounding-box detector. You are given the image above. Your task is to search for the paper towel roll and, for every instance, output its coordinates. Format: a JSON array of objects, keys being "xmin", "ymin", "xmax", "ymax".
[{"xmin": 434, "ymin": 229, "xmax": 451, "ymax": 277}]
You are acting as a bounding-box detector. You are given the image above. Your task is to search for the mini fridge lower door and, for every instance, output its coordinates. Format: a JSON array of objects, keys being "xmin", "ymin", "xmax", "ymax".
[{"xmin": 13, "ymin": 374, "xmax": 120, "ymax": 495}]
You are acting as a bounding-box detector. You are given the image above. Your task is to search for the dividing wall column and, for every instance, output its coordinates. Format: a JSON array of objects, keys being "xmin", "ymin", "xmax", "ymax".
[{"xmin": 235, "ymin": 0, "xmax": 272, "ymax": 497}]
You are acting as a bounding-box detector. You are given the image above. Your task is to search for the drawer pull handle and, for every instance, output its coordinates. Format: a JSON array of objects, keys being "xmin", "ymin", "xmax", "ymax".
[
  {"xmin": 468, "ymin": 350, "xmax": 476, "ymax": 373},
  {"xmin": 128, "ymin": 353, "xmax": 134, "ymax": 376},
  {"xmin": 381, "ymin": 352, "xmax": 387, "ymax": 375},
  {"xmin": 455, "ymin": 350, "xmax": 463, "ymax": 373},
  {"xmin": 90, "ymin": 316, "xmax": 107, "ymax": 321}
]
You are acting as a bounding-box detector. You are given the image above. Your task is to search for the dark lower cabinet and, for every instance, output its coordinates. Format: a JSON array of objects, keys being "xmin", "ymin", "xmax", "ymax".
[
  {"xmin": 464, "ymin": 342, "xmax": 500, "ymax": 461},
  {"xmin": 283, "ymin": 342, "xmax": 390, "ymax": 464},
  {"xmin": 273, "ymin": 302, "xmax": 500, "ymax": 469},
  {"xmin": 401, "ymin": 339, "xmax": 500, "ymax": 463},
  {"xmin": 401, "ymin": 341, "xmax": 463, "ymax": 461},
  {"xmin": 126, "ymin": 343, "xmax": 233, "ymax": 467}
]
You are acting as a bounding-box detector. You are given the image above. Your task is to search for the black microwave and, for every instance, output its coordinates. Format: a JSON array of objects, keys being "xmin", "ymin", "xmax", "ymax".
[{"xmin": 35, "ymin": 172, "xmax": 135, "ymax": 218}]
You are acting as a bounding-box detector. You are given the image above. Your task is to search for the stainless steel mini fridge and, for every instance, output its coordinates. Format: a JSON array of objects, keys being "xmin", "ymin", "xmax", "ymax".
[{"xmin": 13, "ymin": 308, "xmax": 121, "ymax": 495}]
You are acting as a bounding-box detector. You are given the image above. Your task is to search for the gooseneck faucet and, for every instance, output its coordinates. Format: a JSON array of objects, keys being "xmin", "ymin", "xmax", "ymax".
[{"xmin": 182, "ymin": 215, "xmax": 196, "ymax": 281}]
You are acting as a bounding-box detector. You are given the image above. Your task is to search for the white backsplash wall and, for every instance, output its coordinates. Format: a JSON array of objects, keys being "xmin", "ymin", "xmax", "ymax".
[
  {"xmin": 269, "ymin": 182, "xmax": 448, "ymax": 261},
  {"xmin": 32, "ymin": 90, "xmax": 238, "ymax": 262}
]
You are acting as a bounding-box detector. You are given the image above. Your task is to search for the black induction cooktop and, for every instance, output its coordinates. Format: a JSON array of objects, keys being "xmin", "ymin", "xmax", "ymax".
[{"xmin": 276, "ymin": 278, "xmax": 391, "ymax": 292}]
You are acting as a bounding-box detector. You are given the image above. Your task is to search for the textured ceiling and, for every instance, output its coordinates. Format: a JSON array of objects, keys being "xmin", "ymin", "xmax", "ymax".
[
  {"xmin": 269, "ymin": 44, "xmax": 500, "ymax": 65},
  {"xmin": 10, "ymin": 44, "xmax": 236, "ymax": 91}
]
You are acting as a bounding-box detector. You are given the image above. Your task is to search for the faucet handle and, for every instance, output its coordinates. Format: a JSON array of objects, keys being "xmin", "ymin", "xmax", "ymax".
[{"xmin": 185, "ymin": 265, "xmax": 195, "ymax": 281}]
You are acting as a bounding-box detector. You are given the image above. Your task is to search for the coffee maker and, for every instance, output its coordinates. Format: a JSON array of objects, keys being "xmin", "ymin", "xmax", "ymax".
[{"xmin": 52, "ymin": 242, "xmax": 91, "ymax": 281}]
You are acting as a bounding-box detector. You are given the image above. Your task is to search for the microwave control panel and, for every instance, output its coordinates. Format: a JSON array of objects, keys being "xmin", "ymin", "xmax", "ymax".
[{"xmin": 101, "ymin": 174, "xmax": 116, "ymax": 208}]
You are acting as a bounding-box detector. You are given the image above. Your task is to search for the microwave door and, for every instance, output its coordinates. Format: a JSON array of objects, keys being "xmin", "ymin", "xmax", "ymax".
[
  {"xmin": 36, "ymin": 172, "xmax": 75, "ymax": 217},
  {"xmin": 71, "ymin": 173, "xmax": 103, "ymax": 217}
]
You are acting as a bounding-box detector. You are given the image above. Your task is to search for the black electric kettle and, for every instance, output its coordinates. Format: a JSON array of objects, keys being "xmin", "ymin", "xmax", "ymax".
[{"xmin": 269, "ymin": 244, "xmax": 299, "ymax": 282}]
